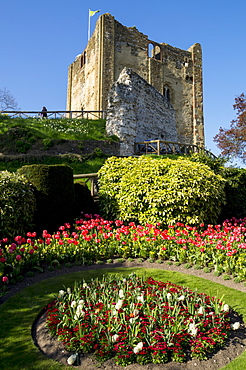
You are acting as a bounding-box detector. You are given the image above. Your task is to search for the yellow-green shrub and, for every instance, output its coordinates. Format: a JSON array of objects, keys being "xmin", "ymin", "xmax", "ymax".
[{"xmin": 98, "ymin": 156, "xmax": 225, "ymax": 226}]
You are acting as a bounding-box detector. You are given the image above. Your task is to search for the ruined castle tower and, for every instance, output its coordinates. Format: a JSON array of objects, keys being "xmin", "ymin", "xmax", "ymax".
[{"xmin": 66, "ymin": 13, "xmax": 204, "ymax": 146}]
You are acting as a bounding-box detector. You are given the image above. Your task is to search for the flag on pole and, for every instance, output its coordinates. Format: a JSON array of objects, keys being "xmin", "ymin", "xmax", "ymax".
[
  {"xmin": 88, "ymin": 9, "xmax": 100, "ymax": 41},
  {"xmin": 89, "ymin": 9, "xmax": 100, "ymax": 17}
]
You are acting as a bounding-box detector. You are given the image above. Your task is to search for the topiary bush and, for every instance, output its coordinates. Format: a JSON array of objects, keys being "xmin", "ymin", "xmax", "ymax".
[
  {"xmin": 98, "ymin": 156, "xmax": 226, "ymax": 226},
  {"xmin": 18, "ymin": 164, "xmax": 75, "ymax": 233},
  {"xmin": 0, "ymin": 171, "xmax": 36, "ymax": 239}
]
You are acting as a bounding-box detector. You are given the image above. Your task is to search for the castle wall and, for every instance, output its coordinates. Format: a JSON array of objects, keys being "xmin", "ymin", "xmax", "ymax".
[
  {"xmin": 106, "ymin": 68, "xmax": 177, "ymax": 156},
  {"xmin": 67, "ymin": 13, "xmax": 204, "ymax": 147}
]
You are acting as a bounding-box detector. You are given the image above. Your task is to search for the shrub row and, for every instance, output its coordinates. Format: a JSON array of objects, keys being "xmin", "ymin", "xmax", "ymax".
[{"xmin": 0, "ymin": 165, "xmax": 96, "ymax": 239}]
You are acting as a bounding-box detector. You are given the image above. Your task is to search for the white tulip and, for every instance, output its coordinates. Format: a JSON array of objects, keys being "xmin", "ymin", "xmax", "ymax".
[
  {"xmin": 223, "ymin": 304, "xmax": 230, "ymax": 312},
  {"xmin": 58, "ymin": 290, "xmax": 65, "ymax": 297},
  {"xmin": 115, "ymin": 299, "xmax": 123, "ymax": 310},
  {"xmin": 231, "ymin": 322, "xmax": 240, "ymax": 330},
  {"xmin": 112, "ymin": 334, "xmax": 119, "ymax": 342},
  {"xmin": 119, "ymin": 289, "xmax": 124, "ymax": 298},
  {"xmin": 67, "ymin": 354, "xmax": 77, "ymax": 365},
  {"xmin": 198, "ymin": 306, "xmax": 204, "ymax": 314},
  {"xmin": 137, "ymin": 294, "xmax": 144, "ymax": 303},
  {"xmin": 133, "ymin": 342, "xmax": 143, "ymax": 354},
  {"xmin": 71, "ymin": 300, "xmax": 77, "ymax": 308}
]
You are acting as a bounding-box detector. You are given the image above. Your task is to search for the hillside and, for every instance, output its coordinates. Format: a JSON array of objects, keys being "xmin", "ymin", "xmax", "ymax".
[
  {"xmin": 0, "ymin": 115, "xmax": 119, "ymax": 156},
  {"xmin": 0, "ymin": 115, "xmax": 120, "ymax": 173}
]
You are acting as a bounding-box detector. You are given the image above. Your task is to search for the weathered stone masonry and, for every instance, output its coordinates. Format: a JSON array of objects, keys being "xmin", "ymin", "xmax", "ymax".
[
  {"xmin": 107, "ymin": 68, "xmax": 177, "ymax": 156},
  {"xmin": 67, "ymin": 13, "xmax": 204, "ymax": 152}
]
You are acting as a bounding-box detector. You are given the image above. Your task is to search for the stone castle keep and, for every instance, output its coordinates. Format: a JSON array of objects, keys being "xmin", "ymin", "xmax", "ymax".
[{"xmin": 67, "ymin": 13, "xmax": 205, "ymax": 155}]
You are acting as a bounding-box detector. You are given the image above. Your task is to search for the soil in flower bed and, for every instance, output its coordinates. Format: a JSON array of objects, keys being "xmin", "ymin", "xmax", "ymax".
[{"xmin": 27, "ymin": 261, "xmax": 246, "ymax": 370}]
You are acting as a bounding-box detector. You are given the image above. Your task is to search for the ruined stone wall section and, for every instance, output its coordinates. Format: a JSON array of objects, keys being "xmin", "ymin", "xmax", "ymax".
[{"xmin": 106, "ymin": 68, "xmax": 177, "ymax": 156}]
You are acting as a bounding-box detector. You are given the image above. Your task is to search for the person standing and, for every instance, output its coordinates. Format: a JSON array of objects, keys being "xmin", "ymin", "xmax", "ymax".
[{"xmin": 41, "ymin": 106, "xmax": 47, "ymax": 118}]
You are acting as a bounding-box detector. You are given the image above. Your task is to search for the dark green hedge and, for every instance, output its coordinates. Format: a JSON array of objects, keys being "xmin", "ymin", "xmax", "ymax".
[{"xmin": 18, "ymin": 164, "xmax": 75, "ymax": 233}]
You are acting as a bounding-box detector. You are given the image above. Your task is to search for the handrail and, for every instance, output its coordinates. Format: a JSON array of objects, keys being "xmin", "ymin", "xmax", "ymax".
[
  {"xmin": 135, "ymin": 140, "xmax": 216, "ymax": 159},
  {"xmin": 0, "ymin": 110, "xmax": 106, "ymax": 119},
  {"xmin": 74, "ymin": 173, "xmax": 98, "ymax": 197}
]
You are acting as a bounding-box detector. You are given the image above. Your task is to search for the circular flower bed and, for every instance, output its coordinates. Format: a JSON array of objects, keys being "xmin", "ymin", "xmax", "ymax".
[{"xmin": 46, "ymin": 273, "xmax": 237, "ymax": 366}]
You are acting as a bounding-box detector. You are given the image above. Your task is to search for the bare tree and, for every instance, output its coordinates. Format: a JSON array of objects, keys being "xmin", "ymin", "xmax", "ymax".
[{"xmin": 0, "ymin": 88, "xmax": 19, "ymax": 111}]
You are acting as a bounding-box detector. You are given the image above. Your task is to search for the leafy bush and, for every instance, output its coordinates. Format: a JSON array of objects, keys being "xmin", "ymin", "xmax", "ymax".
[
  {"xmin": 185, "ymin": 152, "xmax": 227, "ymax": 175},
  {"xmin": 98, "ymin": 156, "xmax": 225, "ymax": 226},
  {"xmin": 0, "ymin": 171, "xmax": 36, "ymax": 239},
  {"xmin": 219, "ymin": 167, "xmax": 246, "ymax": 221}
]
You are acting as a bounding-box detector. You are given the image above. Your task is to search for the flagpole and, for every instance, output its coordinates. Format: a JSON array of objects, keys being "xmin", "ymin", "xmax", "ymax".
[{"xmin": 88, "ymin": 9, "xmax": 91, "ymax": 41}]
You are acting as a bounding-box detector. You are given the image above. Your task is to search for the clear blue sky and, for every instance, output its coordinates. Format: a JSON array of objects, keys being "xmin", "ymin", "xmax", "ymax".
[{"xmin": 1, "ymin": 0, "xmax": 245, "ymax": 161}]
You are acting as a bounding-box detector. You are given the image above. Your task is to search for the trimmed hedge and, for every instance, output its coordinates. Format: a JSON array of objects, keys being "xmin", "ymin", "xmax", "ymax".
[
  {"xmin": 98, "ymin": 156, "xmax": 226, "ymax": 226},
  {"xmin": 0, "ymin": 171, "xmax": 36, "ymax": 239},
  {"xmin": 18, "ymin": 164, "xmax": 75, "ymax": 233}
]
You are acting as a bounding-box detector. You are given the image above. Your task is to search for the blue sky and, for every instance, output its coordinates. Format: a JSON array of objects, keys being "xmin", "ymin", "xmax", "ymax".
[{"xmin": 1, "ymin": 0, "xmax": 245, "ymax": 161}]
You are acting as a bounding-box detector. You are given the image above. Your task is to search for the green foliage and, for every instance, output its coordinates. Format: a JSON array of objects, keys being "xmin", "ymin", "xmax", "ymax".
[
  {"xmin": 0, "ymin": 171, "xmax": 36, "ymax": 239},
  {"xmin": 0, "ymin": 126, "xmax": 37, "ymax": 153},
  {"xmin": 17, "ymin": 164, "xmax": 75, "ymax": 233},
  {"xmin": 98, "ymin": 156, "xmax": 226, "ymax": 226},
  {"xmin": 184, "ymin": 152, "xmax": 227, "ymax": 175},
  {"xmin": 219, "ymin": 167, "xmax": 246, "ymax": 221}
]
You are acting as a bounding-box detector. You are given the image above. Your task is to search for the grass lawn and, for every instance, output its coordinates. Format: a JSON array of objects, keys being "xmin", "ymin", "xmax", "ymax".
[{"xmin": 0, "ymin": 267, "xmax": 246, "ymax": 370}]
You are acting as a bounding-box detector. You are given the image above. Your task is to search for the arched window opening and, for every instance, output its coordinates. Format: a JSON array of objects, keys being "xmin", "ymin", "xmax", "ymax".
[
  {"xmin": 148, "ymin": 43, "xmax": 155, "ymax": 58},
  {"xmin": 148, "ymin": 42, "xmax": 162, "ymax": 61},
  {"xmin": 81, "ymin": 51, "xmax": 86, "ymax": 68},
  {"xmin": 163, "ymin": 86, "xmax": 171, "ymax": 102}
]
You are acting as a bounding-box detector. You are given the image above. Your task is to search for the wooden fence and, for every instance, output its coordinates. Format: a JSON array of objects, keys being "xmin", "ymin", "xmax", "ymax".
[
  {"xmin": 73, "ymin": 173, "xmax": 98, "ymax": 197},
  {"xmin": 0, "ymin": 110, "xmax": 106, "ymax": 120},
  {"xmin": 135, "ymin": 140, "xmax": 217, "ymax": 158}
]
